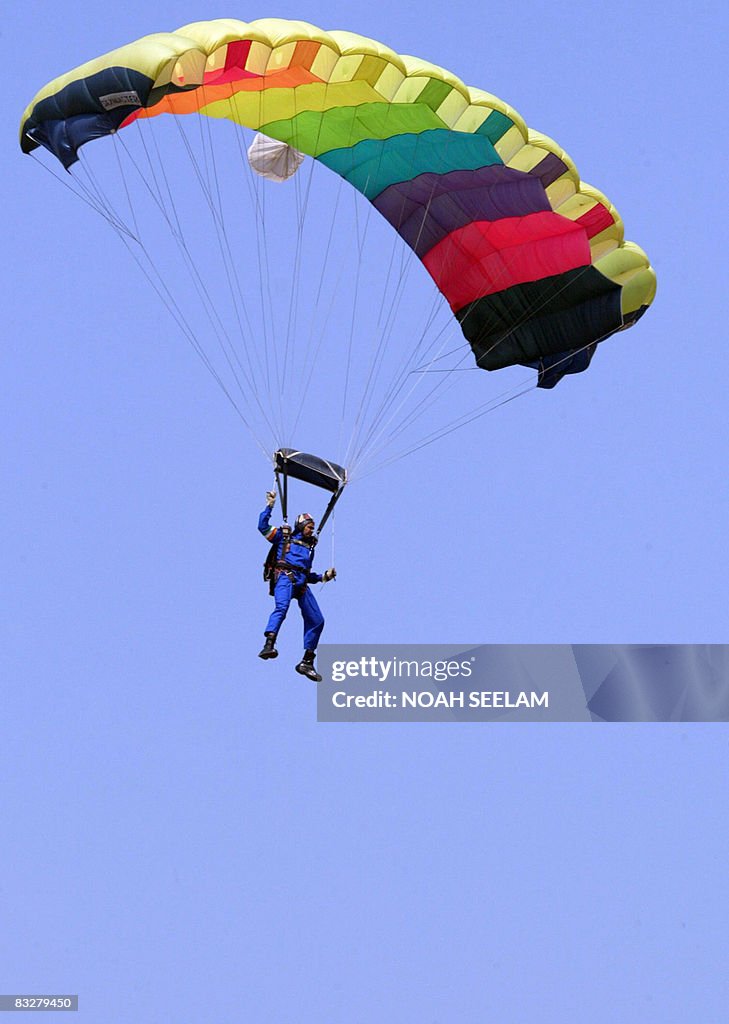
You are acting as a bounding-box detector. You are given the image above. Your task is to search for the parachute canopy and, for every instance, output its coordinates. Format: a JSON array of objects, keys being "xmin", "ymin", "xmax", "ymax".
[{"xmin": 20, "ymin": 17, "xmax": 655, "ymax": 401}]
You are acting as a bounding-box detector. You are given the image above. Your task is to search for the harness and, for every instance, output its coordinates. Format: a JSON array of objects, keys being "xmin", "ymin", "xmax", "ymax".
[{"xmin": 263, "ymin": 526, "xmax": 317, "ymax": 595}]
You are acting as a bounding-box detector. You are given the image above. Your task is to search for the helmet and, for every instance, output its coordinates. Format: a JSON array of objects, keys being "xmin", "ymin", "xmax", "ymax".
[{"xmin": 295, "ymin": 512, "xmax": 315, "ymax": 533}]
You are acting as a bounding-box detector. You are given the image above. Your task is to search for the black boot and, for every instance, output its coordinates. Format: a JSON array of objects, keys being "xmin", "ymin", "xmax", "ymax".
[
  {"xmin": 295, "ymin": 649, "xmax": 322, "ymax": 682},
  {"xmin": 258, "ymin": 632, "xmax": 278, "ymax": 660}
]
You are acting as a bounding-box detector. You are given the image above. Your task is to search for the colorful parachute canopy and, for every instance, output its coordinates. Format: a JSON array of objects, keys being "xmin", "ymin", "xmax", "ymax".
[{"xmin": 20, "ymin": 18, "xmax": 655, "ymax": 387}]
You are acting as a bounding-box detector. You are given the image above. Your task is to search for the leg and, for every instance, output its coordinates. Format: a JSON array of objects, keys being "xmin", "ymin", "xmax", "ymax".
[
  {"xmin": 298, "ymin": 587, "xmax": 325, "ymax": 651},
  {"xmin": 265, "ymin": 575, "xmax": 293, "ymax": 636}
]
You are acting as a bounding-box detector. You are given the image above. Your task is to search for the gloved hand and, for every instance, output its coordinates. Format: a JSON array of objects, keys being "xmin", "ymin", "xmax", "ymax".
[
  {"xmin": 322, "ymin": 568, "xmax": 337, "ymax": 583},
  {"xmin": 265, "ymin": 490, "xmax": 276, "ymax": 508}
]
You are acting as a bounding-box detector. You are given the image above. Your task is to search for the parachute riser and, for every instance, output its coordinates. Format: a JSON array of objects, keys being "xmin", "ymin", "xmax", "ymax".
[
  {"xmin": 274, "ymin": 467, "xmax": 345, "ymax": 538},
  {"xmin": 274, "ymin": 468, "xmax": 289, "ymax": 523},
  {"xmin": 316, "ymin": 485, "xmax": 345, "ymax": 536}
]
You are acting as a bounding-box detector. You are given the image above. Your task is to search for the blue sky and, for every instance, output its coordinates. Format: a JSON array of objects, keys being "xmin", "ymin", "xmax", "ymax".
[{"xmin": 4, "ymin": 2, "xmax": 728, "ymax": 1020}]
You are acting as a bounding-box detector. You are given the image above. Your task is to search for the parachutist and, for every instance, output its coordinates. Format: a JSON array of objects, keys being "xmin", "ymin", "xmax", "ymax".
[{"xmin": 259, "ymin": 492, "xmax": 336, "ymax": 680}]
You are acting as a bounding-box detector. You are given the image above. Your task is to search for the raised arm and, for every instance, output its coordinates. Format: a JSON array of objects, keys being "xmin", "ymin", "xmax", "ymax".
[{"xmin": 258, "ymin": 491, "xmax": 278, "ymax": 542}]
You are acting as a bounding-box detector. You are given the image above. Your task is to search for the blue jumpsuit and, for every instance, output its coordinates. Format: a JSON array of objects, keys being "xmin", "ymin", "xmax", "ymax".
[{"xmin": 259, "ymin": 506, "xmax": 325, "ymax": 651}]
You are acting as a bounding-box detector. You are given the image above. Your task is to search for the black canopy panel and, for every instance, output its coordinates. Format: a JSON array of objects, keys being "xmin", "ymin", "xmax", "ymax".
[{"xmin": 274, "ymin": 449, "xmax": 347, "ymax": 494}]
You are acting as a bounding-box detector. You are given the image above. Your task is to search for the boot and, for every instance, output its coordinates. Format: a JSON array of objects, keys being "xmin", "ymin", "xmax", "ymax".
[
  {"xmin": 295, "ymin": 649, "xmax": 322, "ymax": 682},
  {"xmin": 258, "ymin": 632, "xmax": 278, "ymax": 660}
]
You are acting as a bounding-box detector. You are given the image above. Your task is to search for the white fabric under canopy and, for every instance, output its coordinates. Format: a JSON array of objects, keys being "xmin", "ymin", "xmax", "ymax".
[{"xmin": 247, "ymin": 133, "xmax": 305, "ymax": 182}]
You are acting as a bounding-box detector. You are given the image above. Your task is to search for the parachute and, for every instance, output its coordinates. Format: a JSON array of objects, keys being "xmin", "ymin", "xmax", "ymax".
[{"xmin": 20, "ymin": 18, "xmax": 656, "ymax": 507}]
